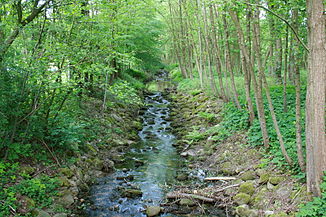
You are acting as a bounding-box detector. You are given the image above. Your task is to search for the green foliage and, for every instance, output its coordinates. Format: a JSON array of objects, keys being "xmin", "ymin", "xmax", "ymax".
[
  {"xmin": 0, "ymin": 162, "xmax": 19, "ymax": 188},
  {"xmin": 108, "ymin": 80, "xmax": 143, "ymax": 106},
  {"xmin": 170, "ymin": 67, "xmax": 184, "ymax": 83},
  {"xmin": 16, "ymin": 176, "xmax": 59, "ymax": 207},
  {"xmin": 186, "ymin": 129, "xmax": 206, "ymax": 141},
  {"xmin": 0, "ymin": 161, "xmax": 58, "ymax": 215},
  {"xmin": 297, "ymin": 175, "xmax": 326, "ymax": 217},
  {"xmin": 198, "ymin": 112, "xmax": 216, "ymax": 123},
  {"xmin": 248, "ymin": 85, "xmax": 306, "ymax": 171},
  {"xmin": 222, "ymin": 102, "xmax": 249, "ymax": 132}
]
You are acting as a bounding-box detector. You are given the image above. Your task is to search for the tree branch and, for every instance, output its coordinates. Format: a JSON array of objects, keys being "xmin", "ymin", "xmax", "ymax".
[
  {"xmin": 244, "ymin": 2, "xmax": 309, "ymax": 52},
  {"xmin": 0, "ymin": 0, "xmax": 51, "ymax": 61}
]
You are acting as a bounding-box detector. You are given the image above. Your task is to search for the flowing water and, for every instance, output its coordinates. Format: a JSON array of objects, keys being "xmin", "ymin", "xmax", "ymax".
[{"xmin": 86, "ymin": 89, "xmax": 181, "ymax": 217}]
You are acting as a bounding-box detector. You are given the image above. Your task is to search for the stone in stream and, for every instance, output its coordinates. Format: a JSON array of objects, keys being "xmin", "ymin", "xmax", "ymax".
[
  {"xmin": 146, "ymin": 206, "xmax": 161, "ymax": 217},
  {"xmin": 121, "ymin": 188, "xmax": 143, "ymax": 198}
]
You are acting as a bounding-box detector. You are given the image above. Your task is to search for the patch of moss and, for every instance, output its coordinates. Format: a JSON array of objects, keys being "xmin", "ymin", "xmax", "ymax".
[
  {"xmin": 220, "ymin": 162, "xmax": 236, "ymax": 175},
  {"xmin": 240, "ymin": 171, "xmax": 256, "ymax": 181},
  {"xmin": 239, "ymin": 182, "xmax": 255, "ymax": 195},
  {"xmin": 269, "ymin": 176, "xmax": 285, "ymax": 185},
  {"xmin": 233, "ymin": 193, "xmax": 251, "ymax": 205},
  {"xmin": 259, "ymin": 172, "xmax": 271, "ymax": 184}
]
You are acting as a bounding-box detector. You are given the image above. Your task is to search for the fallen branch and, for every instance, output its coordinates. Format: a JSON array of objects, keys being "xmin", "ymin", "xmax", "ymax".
[
  {"xmin": 166, "ymin": 192, "xmax": 215, "ymax": 203},
  {"xmin": 214, "ymin": 183, "xmax": 242, "ymax": 193},
  {"xmin": 204, "ymin": 177, "xmax": 236, "ymax": 181}
]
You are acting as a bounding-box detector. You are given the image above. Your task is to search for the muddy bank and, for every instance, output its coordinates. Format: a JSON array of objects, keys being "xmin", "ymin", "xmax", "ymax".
[{"xmin": 166, "ymin": 89, "xmax": 310, "ymax": 217}]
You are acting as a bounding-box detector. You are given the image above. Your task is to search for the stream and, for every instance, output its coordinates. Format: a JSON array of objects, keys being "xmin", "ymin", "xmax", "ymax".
[{"xmin": 86, "ymin": 89, "xmax": 181, "ymax": 216}]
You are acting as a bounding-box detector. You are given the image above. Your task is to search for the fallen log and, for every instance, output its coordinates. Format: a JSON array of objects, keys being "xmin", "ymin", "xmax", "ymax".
[
  {"xmin": 166, "ymin": 192, "xmax": 215, "ymax": 203},
  {"xmin": 204, "ymin": 177, "xmax": 236, "ymax": 181}
]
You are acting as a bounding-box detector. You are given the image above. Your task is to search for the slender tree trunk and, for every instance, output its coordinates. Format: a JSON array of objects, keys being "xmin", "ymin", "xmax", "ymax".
[
  {"xmin": 222, "ymin": 13, "xmax": 241, "ymax": 109},
  {"xmin": 168, "ymin": 0, "xmax": 187, "ymax": 78},
  {"xmin": 293, "ymin": 9, "xmax": 305, "ymax": 172},
  {"xmin": 202, "ymin": 4, "xmax": 218, "ymax": 96},
  {"xmin": 306, "ymin": 0, "xmax": 326, "ymax": 197},
  {"xmin": 252, "ymin": 7, "xmax": 292, "ymax": 164},
  {"xmin": 283, "ymin": 26, "xmax": 289, "ymax": 113},
  {"xmin": 230, "ymin": 10, "xmax": 270, "ymax": 148},
  {"xmin": 209, "ymin": 5, "xmax": 227, "ymax": 101}
]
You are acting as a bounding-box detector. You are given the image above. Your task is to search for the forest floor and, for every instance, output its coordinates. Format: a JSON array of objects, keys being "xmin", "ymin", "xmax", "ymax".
[{"xmin": 165, "ymin": 88, "xmax": 310, "ymax": 217}]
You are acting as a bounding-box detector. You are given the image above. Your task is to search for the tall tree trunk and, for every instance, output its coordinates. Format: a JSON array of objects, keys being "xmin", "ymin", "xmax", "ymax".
[
  {"xmin": 209, "ymin": 5, "xmax": 227, "ymax": 101},
  {"xmin": 283, "ymin": 26, "xmax": 289, "ymax": 113},
  {"xmin": 202, "ymin": 4, "xmax": 218, "ymax": 96},
  {"xmin": 222, "ymin": 13, "xmax": 241, "ymax": 109},
  {"xmin": 168, "ymin": 0, "xmax": 187, "ymax": 78},
  {"xmin": 293, "ymin": 9, "xmax": 305, "ymax": 172},
  {"xmin": 230, "ymin": 10, "xmax": 270, "ymax": 148},
  {"xmin": 252, "ymin": 7, "xmax": 292, "ymax": 164},
  {"xmin": 306, "ymin": 0, "xmax": 326, "ymax": 197}
]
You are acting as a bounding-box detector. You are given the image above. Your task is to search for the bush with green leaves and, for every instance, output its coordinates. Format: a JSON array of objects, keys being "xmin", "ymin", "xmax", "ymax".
[
  {"xmin": 0, "ymin": 161, "xmax": 59, "ymax": 216},
  {"xmin": 108, "ymin": 80, "xmax": 143, "ymax": 106}
]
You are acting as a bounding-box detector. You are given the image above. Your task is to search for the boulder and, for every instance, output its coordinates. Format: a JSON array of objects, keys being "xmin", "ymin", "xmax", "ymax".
[
  {"xmin": 233, "ymin": 193, "xmax": 251, "ymax": 205},
  {"xmin": 57, "ymin": 193, "xmax": 74, "ymax": 207},
  {"xmin": 58, "ymin": 168, "xmax": 74, "ymax": 178},
  {"xmin": 146, "ymin": 206, "xmax": 161, "ymax": 217},
  {"xmin": 235, "ymin": 205, "xmax": 259, "ymax": 217},
  {"xmin": 269, "ymin": 176, "xmax": 285, "ymax": 185},
  {"xmin": 121, "ymin": 188, "xmax": 143, "ymax": 198},
  {"xmin": 20, "ymin": 166, "xmax": 36, "ymax": 176},
  {"xmin": 240, "ymin": 171, "xmax": 256, "ymax": 181},
  {"xmin": 239, "ymin": 182, "xmax": 255, "ymax": 195},
  {"xmin": 220, "ymin": 162, "xmax": 236, "ymax": 175},
  {"xmin": 259, "ymin": 172, "xmax": 270, "ymax": 184},
  {"xmin": 32, "ymin": 209, "xmax": 51, "ymax": 217}
]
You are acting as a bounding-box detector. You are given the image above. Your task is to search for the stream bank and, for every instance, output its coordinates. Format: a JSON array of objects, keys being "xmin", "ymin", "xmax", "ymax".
[{"xmin": 166, "ymin": 89, "xmax": 310, "ymax": 217}]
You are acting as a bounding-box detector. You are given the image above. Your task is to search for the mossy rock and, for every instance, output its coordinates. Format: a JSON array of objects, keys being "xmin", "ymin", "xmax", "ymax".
[
  {"xmin": 220, "ymin": 162, "xmax": 236, "ymax": 175},
  {"xmin": 259, "ymin": 172, "xmax": 271, "ymax": 184},
  {"xmin": 239, "ymin": 182, "xmax": 255, "ymax": 195},
  {"xmin": 20, "ymin": 166, "xmax": 36, "ymax": 176},
  {"xmin": 240, "ymin": 171, "xmax": 256, "ymax": 181},
  {"xmin": 31, "ymin": 209, "xmax": 51, "ymax": 217},
  {"xmin": 269, "ymin": 176, "xmax": 285, "ymax": 185},
  {"xmin": 235, "ymin": 205, "xmax": 259, "ymax": 217},
  {"xmin": 146, "ymin": 206, "xmax": 161, "ymax": 217},
  {"xmin": 121, "ymin": 188, "xmax": 143, "ymax": 198},
  {"xmin": 59, "ymin": 168, "xmax": 74, "ymax": 178},
  {"xmin": 251, "ymin": 188, "xmax": 269, "ymax": 209},
  {"xmin": 57, "ymin": 177, "xmax": 70, "ymax": 187},
  {"xmin": 132, "ymin": 121, "xmax": 142, "ymax": 130},
  {"xmin": 233, "ymin": 193, "xmax": 251, "ymax": 205},
  {"xmin": 268, "ymin": 212, "xmax": 288, "ymax": 217}
]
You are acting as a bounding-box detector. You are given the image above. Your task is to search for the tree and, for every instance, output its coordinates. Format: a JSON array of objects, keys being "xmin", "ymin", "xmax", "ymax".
[{"xmin": 305, "ymin": 0, "xmax": 326, "ymax": 197}]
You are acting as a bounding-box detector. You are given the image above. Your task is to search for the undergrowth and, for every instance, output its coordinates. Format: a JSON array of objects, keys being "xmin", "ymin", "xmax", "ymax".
[{"xmin": 297, "ymin": 175, "xmax": 326, "ymax": 217}]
